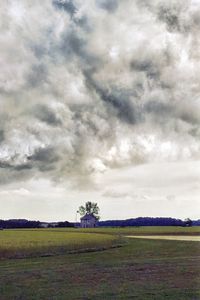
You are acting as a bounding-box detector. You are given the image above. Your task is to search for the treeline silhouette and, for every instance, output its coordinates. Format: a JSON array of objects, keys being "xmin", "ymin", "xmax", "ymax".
[
  {"xmin": 0, "ymin": 219, "xmax": 41, "ymax": 229},
  {"xmin": 0, "ymin": 219, "xmax": 74, "ymax": 229},
  {"xmin": 0, "ymin": 217, "xmax": 199, "ymax": 229},
  {"xmin": 98, "ymin": 217, "xmax": 196, "ymax": 227},
  {"xmin": 192, "ymin": 220, "xmax": 200, "ymax": 226}
]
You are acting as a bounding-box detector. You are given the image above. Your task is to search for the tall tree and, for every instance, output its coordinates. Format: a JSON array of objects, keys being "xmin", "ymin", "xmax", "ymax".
[
  {"xmin": 78, "ymin": 201, "xmax": 100, "ymax": 220},
  {"xmin": 184, "ymin": 218, "xmax": 192, "ymax": 227}
]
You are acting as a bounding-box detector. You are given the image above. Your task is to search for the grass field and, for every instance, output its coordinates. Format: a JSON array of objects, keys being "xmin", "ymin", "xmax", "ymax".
[
  {"xmin": 0, "ymin": 227, "xmax": 200, "ymax": 299},
  {"xmin": 62, "ymin": 226, "xmax": 200, "ymax": 236},
  {"xmin": 0, "ymin": 230, "xmax": 120, "ymax": 259}
]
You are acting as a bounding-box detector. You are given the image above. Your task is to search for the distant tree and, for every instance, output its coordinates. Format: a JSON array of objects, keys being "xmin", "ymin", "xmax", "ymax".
[
  {"xmin": 78, "ymin": 201, "xmax": 100, "ymax": 220},
  {"xmin": 184, "ymin": 218, "xmax": 193, "ymax": 227},
  {"xmin": 56, "ymin": 221, "xmax": 74, "ymax": 228}
]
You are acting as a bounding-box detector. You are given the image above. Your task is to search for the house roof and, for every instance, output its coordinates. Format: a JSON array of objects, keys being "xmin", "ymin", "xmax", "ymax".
[{"xmin": 80, "ymin": 213, "xmax": 97, "ymax": 221}]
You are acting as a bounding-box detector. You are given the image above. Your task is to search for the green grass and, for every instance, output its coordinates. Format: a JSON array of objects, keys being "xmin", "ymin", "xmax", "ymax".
[
  {"xmin": 0, "ymin": 227, "xmax": 200, "ymax": 299},
  {"xmin": 35, "ymin": 225, "xmax": 200, "ymax": 236},
  {"xmin": 71, "ymin": 226, "xmax": 200, "ymax": 235},
  {"xmin": 0, "ymin": 230, "xmax": 120, "ymax": 259}
]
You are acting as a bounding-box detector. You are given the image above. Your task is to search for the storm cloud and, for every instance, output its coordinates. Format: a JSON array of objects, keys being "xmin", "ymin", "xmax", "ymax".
[{"xmin": 0, "ymin": 0, "xmax": 200, "ymax": 186}]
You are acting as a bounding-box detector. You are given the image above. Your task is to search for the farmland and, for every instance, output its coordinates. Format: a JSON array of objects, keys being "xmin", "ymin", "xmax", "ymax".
[
  {"xmin": 0, "ymin": 227, "xmax": 200, "ymax": 299},
  {"xmin": 63, "ymin": 225, "xmax": 200, "ymax": 236},
  {"xmin": 0, "ymin": 230, "xmax": 120, "ymax": 259}
]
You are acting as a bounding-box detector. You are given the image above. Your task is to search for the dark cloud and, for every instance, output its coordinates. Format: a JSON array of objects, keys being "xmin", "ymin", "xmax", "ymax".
[
  {"xmin": 27, "ymin": 148, "xmax": 59, "ymax": 172},
  {"xmin": 14, "ymin": 164, "xmax": 33, "ymax": 171},
  {"xmin": 156, "ymin": 1, "xmax": 191, "ymax": 34},
  {"xmin": 34, "ymin": 105, "xmax": 63, "ymax": 126},
  {"xmin": 30, "ymin": 44, "xmax": 49, "ymax": 60},
  {"xmin": 61, "ymin": 31, "xmax": 85, "ymax": 57},
  {"xmin": 84, "ymin": 72, "xmax": 140, "ymax": 125},
  {"xmin": 27, "ymin": 147, "xmax": 59, "ymax": 164},
  {"xmin": 144, "ymin": 101, "xmax": 173, "ymax": 117},
  {"xmin": 53, "ymin": 0, "xmax": 77, "ymax": 18},
  {"xmin": 96, "ymin": 87, "xmax": 140, "ymax": 125},
  {"xmin": 96, "ymin": 0, "xmax": 119, "ymax": 13},
  {"xmin": 0, "ymin": 160, "xmax": 32, "ymax": 172},
  {"xmin": 27, "ymin": 64, "xmax": 48, "ymax": 88},
  {"xmin": 131, "ymin": 59, "xmax": 160, "ymax": 80},
  {"xmin": 178, "ymin": 109, "xmax": 200, "ymax": 126},
  {"xmin": 0, "ymin": 130, "xmax": 5, "ymax": 143},
  {"xmin": 157, "ymin": 5, "xmax": 181, "ymax": 32}
]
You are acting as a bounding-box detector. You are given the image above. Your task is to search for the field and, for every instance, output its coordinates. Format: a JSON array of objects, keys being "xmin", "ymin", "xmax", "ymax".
[
  {"xmin": 0, "ymin": 230, "xmax": 120, "ymax": 259},
  {"xmin": 63, "ymin": 226, "xmax": 200, "ymax": 235},
  {"xmin": 0, "ymin": 227, "xmax": 200, "ymax": 299}
]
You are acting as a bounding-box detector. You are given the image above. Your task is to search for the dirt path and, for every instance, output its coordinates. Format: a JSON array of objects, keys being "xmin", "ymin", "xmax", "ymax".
[{"xmin": 126, "ymin": 235, "xmax": 200, "ymax": 242}]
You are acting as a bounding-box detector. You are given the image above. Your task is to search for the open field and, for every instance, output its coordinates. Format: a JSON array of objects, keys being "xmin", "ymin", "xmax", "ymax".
[
  {"xmin": 126, "ymin": 235, "xmax": 200, "ymax": 241},
  {"xmin": 0, "ymin": 227, "xmax": 200, "ymax": 299},
  {"xmin": 67, "ymin": 226, "xmax": 200, "ymax": 236},
  {"xmin": 0, "ymin": 230, "xmax": 120, "ymax": 259},
  {"xmin": 34, "ymin": 226, "xmax": 200, "ymax": 236}
]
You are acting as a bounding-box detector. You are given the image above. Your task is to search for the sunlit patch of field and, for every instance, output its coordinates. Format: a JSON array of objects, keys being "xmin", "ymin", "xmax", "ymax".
[
  {"xmin": 0, "ymin": 230, "xmax": 120, "ymax": 259},
  {"xmin": 126, "ymin": 235, "xmax": 200, "ymax": 241}
]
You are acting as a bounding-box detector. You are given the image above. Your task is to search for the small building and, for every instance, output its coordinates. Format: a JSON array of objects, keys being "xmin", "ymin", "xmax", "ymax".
[
  {"xmin": 80, "ymin": 213, "xmax": 98, "ymax": 228},
  {"xmin": 40, "ymin": 222, "xmax": 49, "ymax": 228}
]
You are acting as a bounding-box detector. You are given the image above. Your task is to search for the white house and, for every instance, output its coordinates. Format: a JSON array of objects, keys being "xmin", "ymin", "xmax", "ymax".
[{"xmin": 80, "ymin": 213, "xmax": 98, "ymax": 228}]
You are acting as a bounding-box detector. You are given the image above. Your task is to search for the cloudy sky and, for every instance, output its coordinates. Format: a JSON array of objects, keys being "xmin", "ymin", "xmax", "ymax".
[{"xmin": 0, "ymin": 0, "xmax": 200, "ymax": 221}]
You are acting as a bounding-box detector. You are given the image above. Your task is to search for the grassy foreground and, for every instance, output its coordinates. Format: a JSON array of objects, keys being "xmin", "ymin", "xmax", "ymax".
[{"xmin": 0, "ymin": 227, "xmax": 200, "ymax": 299}]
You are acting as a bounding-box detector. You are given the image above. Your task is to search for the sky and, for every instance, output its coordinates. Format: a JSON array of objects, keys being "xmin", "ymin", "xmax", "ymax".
[{"xmin": 0, "ymin": 0, "xmax": 200, "ymax": 222}]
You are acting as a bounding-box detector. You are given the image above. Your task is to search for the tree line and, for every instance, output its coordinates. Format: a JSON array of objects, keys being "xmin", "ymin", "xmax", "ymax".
[
  {"xmin": 98, "ymin": 217, "xmax": 194, "ymax": 227},
  {"xmin": 0, "ymin": 217, "xmax": 197, "ymax": 229},
  {"xmin": 0, "ymin": 219, "xmax": 74, "ymax": 229}
]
